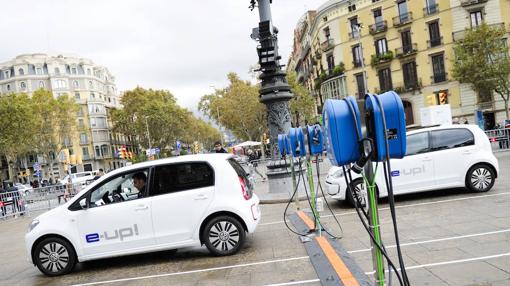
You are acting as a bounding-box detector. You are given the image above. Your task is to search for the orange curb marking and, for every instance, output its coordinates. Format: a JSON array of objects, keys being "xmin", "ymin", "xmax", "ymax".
[
  {"xmin": 315, "ymin": 236, "xmax": 360, "ymax": 286},
  {"xmin": 296, "ymin": 211, "xmax": 315, "ymax": 230}
]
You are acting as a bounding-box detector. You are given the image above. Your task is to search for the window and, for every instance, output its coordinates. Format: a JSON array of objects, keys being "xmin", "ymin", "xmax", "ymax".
[
  {"xmin": 69, "ymin": 148, "xmax": 74, "ymax": 155},
  {"xmin": 426, "ymin": 0, "xmax": 437, "ymax": 14},
  {"xmin": 323, "ymin": 27, "xmax": 330, "ymax": 40},
  {"xmin": 352, "ymin": 45, "xmax": 363, "ymax": 67},
  {"xmin": 348, "ymin": 4, "xmax": 356, "ymax": 12},
  {"xmin": 39, "ymin": 81, "xmax": 45, "ymax": 88},
  {"xmin": 402, "ymin": 61, "xmax": 418, "ymax": 89},
  {"xmin": 406, "ymin": 132, "xmax": 429, "ymax": 156},
  {"xmin": 80, "ymin": 133, "xmax": 88, "ymax": 144},
  {"xmin": 398, "ymin": 0, "xmax": 409, "ymax": 22},
  {"xmin": 5, "ymin": 71, "xmax": 10, "ymax": 78},
  {"xmin": 71, "ymin": 67, "xmax": 77, "ymax": 74},
  {"xmin": 326, "ymin": 54, "xmax": 335, "ymax": 72},
  {"xmin": 373, "ymin": 9, "xmax": 383, "ymax": 26},
  {"xmin": 88, "ymin": 169, "xmax": 149, "ymax": 207},
  {"xmin": 54, "ymin": 67, "xmax": 60, "ymax": 75},
  {"xmin": 54, "ymin": 79, "xmax": 67, "ymax": 89},
  {"xmin": 355, "ymin": 73, "xmax": 366, "ymax": 99},
  {"xmin": 18, "ymin": 68, "xmax": 24, "ymax": 76},
  {"xmin": 401, "ymin": 30, "xmax": 412, "ymax": 52},
  {"xmin": 6, "ymin": 84, "xmax": 10, "ymax": 91},
  {"xmin": 375, "ymin": 38, "xmax": 388, "ymax": 55},
  {"xmin": 87, "ymin": 68, "xmax": 91, "ymax": 75},
  {"xmin": 151, "ymin": 163, "xmax": 214, "ymax": 196},
  {"xmin": 350, "ymin": 17, "xmax": 359, "ymax": 38},
  {"xmin": 20, "ymin": 82, "xmax": 26, "ymax": 90},
  {"xmin": 95, "ymin": 146, "xmax": 101, "ymax": 157},
  {"xmin": 470, "ymin": 11, "xmax": 483, "ymax": 27},
  {"xmin": 36, "ymin": 68, "xmax": 42, "ymax": 75},
  {"xmin": 431, "ymin": 129, "xmax": 474, "ymax": 151},
  {"xmin": 75, "ymin": 92, "xmax": 80, "ymax": 99},
  {"xmin": 378, "ymin": 68, "xmax": 392, "ymax": 92},
  {"xmin": 73, "ymin": 80, "xmax": 79, "ymax": 88},
  {"xmin": 431, "ymin": 54, "xmax": 446, "ymax": 83},
  {"xmin": 89, "ymin": 81, "xmax": 93, "ymax": 89},
  {"xmin": 78, "ymin": 118, "xmax": 84, "ymax": 127},
  {"xmin": 428, "ymin": 21, "xmax": 441, "ymax": 47}
]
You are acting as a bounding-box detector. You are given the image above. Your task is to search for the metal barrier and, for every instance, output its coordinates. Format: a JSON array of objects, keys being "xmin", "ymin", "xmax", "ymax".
[
  {"xmin": 0, "ymin": 182, "xmax": 86, "ymax": 220},
  {"xmin": 485, "ymin": 129, "xmax": 510, "ymax": 152}
]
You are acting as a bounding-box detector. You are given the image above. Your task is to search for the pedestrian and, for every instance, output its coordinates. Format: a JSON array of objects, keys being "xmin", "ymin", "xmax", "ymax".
[
  {"xmin": 64, "ymin": 177, "xmax": 72, "ymax": 203},
  {"xmin": 214, "ymin": 141, "xmax": 227, "ymax": 153},
  {"xmin": 247, "ymin": 149, "xmax": 267, "ymax": 182},
  {"xmin": 94, "ymin": 168, "xmax": 104, "ymax": 180}
]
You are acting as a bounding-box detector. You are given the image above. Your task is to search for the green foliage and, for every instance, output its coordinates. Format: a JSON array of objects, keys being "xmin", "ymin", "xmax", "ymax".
[
  {"xmin": 452, "ymin": 23, "xmax": 510, "ymax": 118},
  {"xmin": 198, "ymin": 73, "xmax": 267, "ymax": 141},
  {"xmin": 112, "ymin": 87, "xmax": 221, "ymax": 152},
  {"xmin": 332, "ymin": 63, "xmax": 345, "ymax": 75},
  {"xmin": 371, "ymin": 51, "xmax": 394, "ymax": 66},
  {"xmin": 287, "ymin": 71, "xmax": 316, "ymax": 125}
]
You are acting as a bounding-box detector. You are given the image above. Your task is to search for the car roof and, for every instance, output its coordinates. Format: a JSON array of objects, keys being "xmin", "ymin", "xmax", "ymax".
[
  {"xmin": 407, "ymin": 124, "xmax": 481, "ymax": 135},
  {"xmin": 107, "ymin": 153, "xmax": 233, "ymax": 176}
]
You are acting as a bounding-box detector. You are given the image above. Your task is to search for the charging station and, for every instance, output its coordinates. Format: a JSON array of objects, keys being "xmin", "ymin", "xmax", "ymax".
[
  {"xmin": 278, "ymin": 134, "xmax": 291, "ymax": 156},
  {"xmin": 306, "ymin": 124, "xmax": 324, "ymax": 155},
  {"xmin": 288, "ymin": 127, "xmax": 306, "ymax": 158}
]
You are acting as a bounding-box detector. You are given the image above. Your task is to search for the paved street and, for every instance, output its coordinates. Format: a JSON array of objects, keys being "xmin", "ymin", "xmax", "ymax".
[{"xmin": 0, "ymin": 152, "xmax": 509, "ymax": 286}]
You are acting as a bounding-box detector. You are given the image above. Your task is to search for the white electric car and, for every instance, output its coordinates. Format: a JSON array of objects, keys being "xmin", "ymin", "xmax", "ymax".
[
  {"xmin": 25, "ymin": 154, "xmax": 261, "ymax": 276},
  {"xmin": 325, "ymin": 125, "xmax": 499, "ymax": 206}
]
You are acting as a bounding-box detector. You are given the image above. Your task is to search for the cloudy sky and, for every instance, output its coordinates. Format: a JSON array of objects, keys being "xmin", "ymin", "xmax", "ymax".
[{"xmin": 0, "ymin": 0, "xmax": 326, "ymax": 113}]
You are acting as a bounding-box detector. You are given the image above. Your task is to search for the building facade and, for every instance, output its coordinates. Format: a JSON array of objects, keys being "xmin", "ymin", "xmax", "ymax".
[
  {"xmin": 288, "ymin": 0, "xmax": 510, "ymax": 127},
  {"xmin": 0, "ymin": 53, "xmax": 132, "ymax": 182}
]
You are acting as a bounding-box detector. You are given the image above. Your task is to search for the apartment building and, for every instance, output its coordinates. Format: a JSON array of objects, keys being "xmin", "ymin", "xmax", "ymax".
[{"xmin": 288, "ymin": 0, "xmax": 510, "ymax": 127}]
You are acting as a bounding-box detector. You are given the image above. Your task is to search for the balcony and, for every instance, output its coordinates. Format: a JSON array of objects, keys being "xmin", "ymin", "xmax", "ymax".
[
  {"xmin": 393, "ymin": 12, "xmax": 413, "ymax": 27},
  {"xmin": 395, "ymin": 43, "xmax": 418, "ymax": 58},
  {"xmin": 432, "ymin": 72, "xmax": 448, "ymax": 83},
  {"xmin": 393, "ymin": 80, "xmax": 422, "ymax": 94},
  {"xmin": 453, "ymin": 23, "xmax": 505, "ymax": 42},
  {"xmin": 461, "ymin": 0, "xmax": 488, "ymax": 6},
  {"xmin": 369, "ymin": 21, "xmax": 388, "ymax": 35},
  {"xmin": 428, "ymin": 36, "xmax": 443, "ymax": 48},
  {"xmin": 320, "ymin": 38, "xmax": 334, "ymax": 52},
  {"xmin": 423, "ymin": 4, "xmax": 439, "ymax": 16},
  {"xmin": 371, "ymin": 51, "xmax": 394, "ymax": 67},
  {"xmin": 477, "ymin": 101, "xmax": 495, "ymax": 110}
]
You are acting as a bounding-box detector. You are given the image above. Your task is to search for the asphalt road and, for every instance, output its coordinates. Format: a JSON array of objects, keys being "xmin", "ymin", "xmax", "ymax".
[{"xmin": 1, "ymin": 152, "xmax": 509, "ymax": 286}]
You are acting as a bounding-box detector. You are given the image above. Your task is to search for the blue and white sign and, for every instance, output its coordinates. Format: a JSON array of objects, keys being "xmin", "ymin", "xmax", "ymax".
[
  {"xmin": 176, "ymin": 140, "xmax": 181, "ymax": 150},
  {"xmin": 33, "ymin": 163, "xmax": 41, "ymax": 171}
]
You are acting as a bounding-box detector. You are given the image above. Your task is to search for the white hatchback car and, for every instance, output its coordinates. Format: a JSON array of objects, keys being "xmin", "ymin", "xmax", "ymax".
[
  {"xmin": 325, "ymin": 125, "xmax": 499, "ymax": 206},
  {"xmin": 26, "ymin": 154, "xmax": 260, "ymax": 276}
]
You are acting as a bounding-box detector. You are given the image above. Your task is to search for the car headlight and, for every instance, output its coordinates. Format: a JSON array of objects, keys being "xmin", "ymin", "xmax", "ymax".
[{"xmin": 28, "ymin": 219, "xmax": 40, "ymax": 233}]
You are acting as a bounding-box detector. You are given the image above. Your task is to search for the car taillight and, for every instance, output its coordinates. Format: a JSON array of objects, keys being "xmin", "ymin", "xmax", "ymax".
[{"xmin": 239, "ymin": 176, "xmax": 250, "ymax": 200}]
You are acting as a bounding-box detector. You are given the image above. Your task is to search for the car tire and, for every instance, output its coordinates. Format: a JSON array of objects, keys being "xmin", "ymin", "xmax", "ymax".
[
  {"xmin": 346, "ymin": 178, "xmax": 376, "ymax": 208},
  {"xmin": 202, "ymin": 216, "xmax": 246, "ymax": 256},
  {"xmin": 466, "ymin": 164, "xmax": 495, "ymax": 193},
  {"xmin": 33, "ymin": 237, "xmax": 77, "ymax": 276}
]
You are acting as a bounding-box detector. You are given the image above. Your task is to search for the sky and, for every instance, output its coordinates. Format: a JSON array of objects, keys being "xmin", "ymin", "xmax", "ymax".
[{"xmin": 0, "ymin": 0, "xmax": 326, "ymax": 113}]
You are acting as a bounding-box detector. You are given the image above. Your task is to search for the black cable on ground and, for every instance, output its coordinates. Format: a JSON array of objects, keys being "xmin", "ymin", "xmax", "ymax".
[
  {"xmin": 282, "ymin": 158, "xmax": 310, "ymax": 237},
  {"xmin": 374, "ymin": 96, "xmax": 411, "ymax": 286},
  {"xmin": 315, "ymin": 157, "xmax": 344, "ymax": 239}
]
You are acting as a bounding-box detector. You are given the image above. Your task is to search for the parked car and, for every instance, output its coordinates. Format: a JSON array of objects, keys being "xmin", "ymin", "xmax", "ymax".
[
  {"xmin": 25, "ymin": 154, "xmax": 261, "ymax": 276},
  {"xmin": 325, "ymin": 125, "xmax": 499, "ymax": 206},
  {"xmin": 58, "ymin": 171, "xmax": 95, "ymax": 186}
]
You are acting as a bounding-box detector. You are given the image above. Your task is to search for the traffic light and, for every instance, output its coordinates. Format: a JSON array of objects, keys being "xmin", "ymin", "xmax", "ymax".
[
  {"xmin": 118, "ymin": 145, "xmax": 128, "ymax": 159},
  {"xmin": 438, "ymin": 91, "xmax": 448, "ymax": 105},
  {"xmin": 426, "ymin": 94, "xmax": 437, "ymax": 106}
]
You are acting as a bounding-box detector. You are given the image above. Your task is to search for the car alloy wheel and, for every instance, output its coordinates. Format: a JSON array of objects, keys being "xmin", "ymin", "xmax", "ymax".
[
  {"xmin": 34, "ymin": 237, "xmax": 76, "ymax": 276},
  {"xmin": 347, "ymin": 178, "xmax": 368, "ymax": 208},
  {"xmin": 467, "ymin": 165, "xmax": 495, "ymax": 192},
  {"xmin": 203, "ymin": 216, "xmax": 246, "ymax": 256}
]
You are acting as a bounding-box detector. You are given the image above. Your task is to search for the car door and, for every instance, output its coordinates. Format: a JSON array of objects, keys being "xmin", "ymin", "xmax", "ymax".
[
  {"xmin": 390, "ymin": 131, "xmax": 435, "ymax": 194},
  {"xmin": 150, "ymin": 162, "xmax": 215, "ymax": 246},
  {"xmin": 429, "ymin": 128, "xmax": 476, "ymax": 187},
  {"xmin": 73, "ymin": 168, "xmax": 155, "ymax": 257}
]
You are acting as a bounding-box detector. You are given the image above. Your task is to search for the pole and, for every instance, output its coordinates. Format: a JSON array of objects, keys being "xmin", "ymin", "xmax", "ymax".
[
  {"xmin": 145, "ymin": 117, "xmax": 152, "ymax": 150},
  {"xmin": 365, "ymin": 160, "xmax": 385, "ymax": 286},
  {"xmin": 356, "ymin": 24, "xmax": 369, "ymax": 94}
]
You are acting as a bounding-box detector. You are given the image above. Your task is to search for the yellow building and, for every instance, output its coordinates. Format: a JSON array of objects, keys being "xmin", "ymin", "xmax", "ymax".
[{"xmin": 288, "ymin": 0, "xmax": 510, "ymax": 127}]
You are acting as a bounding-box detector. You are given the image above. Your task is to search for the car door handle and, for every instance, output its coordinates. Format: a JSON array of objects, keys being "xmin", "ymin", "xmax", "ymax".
[
  {"xmin": 462, "ymin": 150, "xmax": 472, "ymax": 154},
  {"xmin": 134, "ymin": 205, "xmax": 149, "ymax": 211},
  {"xmin": 422, "ymin": 157, "xmax": 432, "ymax": 161},
  {"xmin": 194, "ymin": 194, "xmax": 208, "ymax": 200}
]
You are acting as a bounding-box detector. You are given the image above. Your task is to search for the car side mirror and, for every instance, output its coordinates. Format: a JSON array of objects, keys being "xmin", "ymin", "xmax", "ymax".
[{"xmin": 79, "ymin": 198, "xmax": 88, "ymax": 210}]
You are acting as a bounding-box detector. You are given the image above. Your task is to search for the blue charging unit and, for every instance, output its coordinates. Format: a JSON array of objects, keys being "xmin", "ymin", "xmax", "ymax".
[
  {"xmin": 288, "ymin": 127, "xmax": 306, "ymax": 157},
  {"xmin": 307, "ymin": 124, "xmax": 324, "ymax": 155},
  {"xmin": 278, "ymin": 134, "xmax": 291, "ymax": 156},
  {"xmin": 323, "ymin": 96, "xmax": 363, "ymax": 166},
  {"xmin": 365, "ymin": 91, "xmax": 407, "ymax": 161}
]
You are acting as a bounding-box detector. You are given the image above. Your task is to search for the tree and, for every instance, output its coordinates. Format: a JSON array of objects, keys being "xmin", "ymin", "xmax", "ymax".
[
  {"xmin": 198, "ymin": 73, "xmax": 267, "ymax": 141},
  {"xmin": 31, "ymin": 89, "xmax": 79, "ymax": 180},
  {"xmin": 0, "ymin": 93, "xmax": 37, "ymax": 180},
  {"xmin": 452, "ymin": 23, "xmax": 510, "ymax": 119},
  {"xmin": 286, "ymin": 71, "xmax": 316, "ymax": 125},
  {"xmin": 111, "ymin": 87, "xmax": 220, "ymax": 154}
]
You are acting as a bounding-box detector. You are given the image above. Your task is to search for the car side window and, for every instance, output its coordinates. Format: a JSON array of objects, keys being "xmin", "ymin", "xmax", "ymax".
[
  {"xmin": 88, "ymin": 169, "xmax": 149, "ymax": 207},
  {"xmin": 151, "ymin": 162, "xmax": 214, "ymax": 196},
  {"xmin": 406, "ymin": 132, "xmax": 430, "ymax": 156},
  {"xmin": 431, "ymin": 129, "xmax": 474, "ymax": 151}
]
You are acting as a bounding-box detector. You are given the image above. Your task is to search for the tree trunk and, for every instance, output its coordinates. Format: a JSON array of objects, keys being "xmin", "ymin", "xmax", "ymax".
[{"xmin": 505, "ymin": 98, "xmax": 509, "ymax": 120}]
